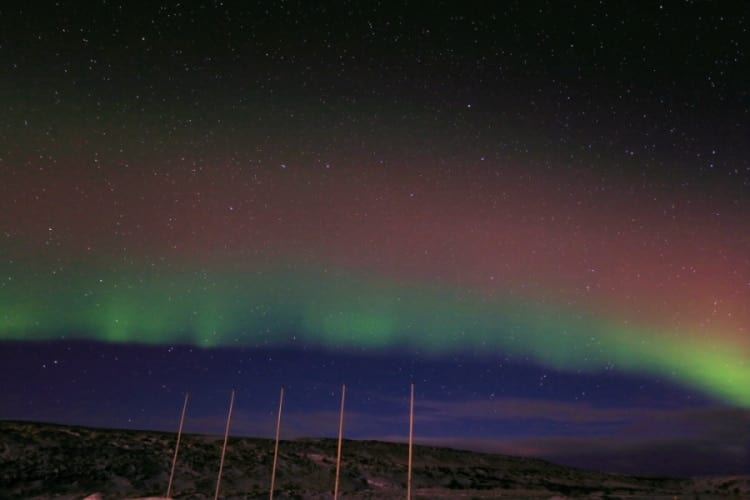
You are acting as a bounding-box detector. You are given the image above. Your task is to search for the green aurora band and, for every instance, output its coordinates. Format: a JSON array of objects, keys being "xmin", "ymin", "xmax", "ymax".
[{"xmin": 2, "ymin": 262, "xmax": 749, "ymax": 407}]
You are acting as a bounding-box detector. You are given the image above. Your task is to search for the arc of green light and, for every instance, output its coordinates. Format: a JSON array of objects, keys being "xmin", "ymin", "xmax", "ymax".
[{"xmin": 1, "ymin": 263, "xmax": 748, "ymax": 406}]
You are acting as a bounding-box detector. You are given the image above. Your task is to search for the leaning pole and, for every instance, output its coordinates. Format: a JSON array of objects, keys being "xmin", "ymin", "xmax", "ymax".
[
  {"xmin": 334, "ymin": 383, "xmax": 346, "ymax": 500},
  {"xmin": 407, "ymin": 383, "xmax": 414, "ymax": 500},
  {"xmin": 269, "ymin": 385, "xmax": 285, "ymax": 500},
  {"xmin": 166, "ymin": 391, "xmax": 189, "ymax": 498},
  {"xmin": 215, "ymin": 389, "xmax": 235, "ymax": 500}
]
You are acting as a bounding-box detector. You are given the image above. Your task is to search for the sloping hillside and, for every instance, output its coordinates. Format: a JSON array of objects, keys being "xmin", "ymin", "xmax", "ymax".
[{"xmin": 0, "ymin": 420, "xmax": 746, "ymax": 499}]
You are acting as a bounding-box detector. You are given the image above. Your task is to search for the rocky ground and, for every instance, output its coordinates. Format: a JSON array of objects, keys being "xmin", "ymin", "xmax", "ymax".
[{"xmin": 1, "ymin": 420, "xmax": 747, "ymax": 499}]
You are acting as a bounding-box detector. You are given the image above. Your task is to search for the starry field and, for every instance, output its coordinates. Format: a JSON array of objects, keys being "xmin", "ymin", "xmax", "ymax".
[{"xmin": 1, "ymin": 1, "xmax": 749, "ymax": 478}]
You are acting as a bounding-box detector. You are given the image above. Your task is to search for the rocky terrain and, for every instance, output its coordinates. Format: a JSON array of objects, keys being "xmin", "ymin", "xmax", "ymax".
[{"xmin": 1, "ymin": 420, "xmax": 747, "ymax": 499}]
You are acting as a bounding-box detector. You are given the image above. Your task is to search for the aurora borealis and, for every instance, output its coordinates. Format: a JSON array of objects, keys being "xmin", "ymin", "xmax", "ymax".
[
  {"xmin": 3, "ymin": 167, "xmax": 749, "ymax": 405},
  {"xmin": 2, "ymin": 2, "xmax": 749, "ymax": 475}
]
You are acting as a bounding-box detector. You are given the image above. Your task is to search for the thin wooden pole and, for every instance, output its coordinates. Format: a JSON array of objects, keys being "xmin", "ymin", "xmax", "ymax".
[
  {"xmin": 215, "ymin": 389, "xmax": 235, "ymax": 500},
  {"xmin": 407, "ymin": 383, "xmax": 414, "ymax": 500},
  {"xmin": 269, "ymin": 385, "xmax": 285, "ymax": 500},
  {"xmin": 333, "ymin": 384, "xmax": 346, "ymax": 500},
  {"xmin": 166, "ymin": 391, "xmax": 189, "ymax": 498}
]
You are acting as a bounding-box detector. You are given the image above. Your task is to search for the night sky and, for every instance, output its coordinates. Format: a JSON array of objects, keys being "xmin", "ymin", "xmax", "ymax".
[{"xmin": 1, "ymin": 2, "xmax": 749, "ymax": 476}]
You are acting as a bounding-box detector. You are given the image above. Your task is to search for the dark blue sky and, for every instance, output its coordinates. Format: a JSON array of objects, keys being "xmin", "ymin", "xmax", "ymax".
[{"xmin": 2, "ymin": 340, "xmax": 747, "ymax": 476}]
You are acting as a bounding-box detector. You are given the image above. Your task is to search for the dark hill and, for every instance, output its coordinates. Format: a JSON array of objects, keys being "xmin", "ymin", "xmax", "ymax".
[{"xmin": 0, "ymin": 420, "xmax": 746, "ymax": 499}]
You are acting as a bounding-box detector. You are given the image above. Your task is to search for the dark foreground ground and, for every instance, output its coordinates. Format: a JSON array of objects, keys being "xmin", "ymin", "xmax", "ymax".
[{"xmin": 0, "ymin": 420, "xmax": 747, "ymax": 499}]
